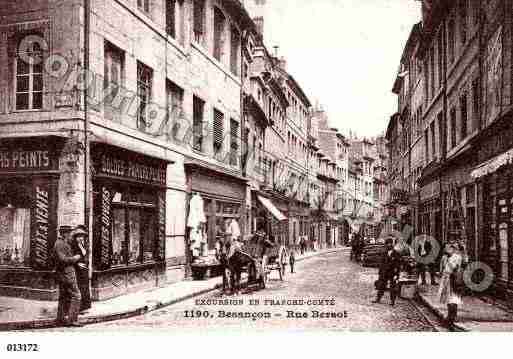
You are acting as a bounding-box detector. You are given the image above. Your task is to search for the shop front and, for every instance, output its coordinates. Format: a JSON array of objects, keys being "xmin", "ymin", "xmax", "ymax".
[
  {"xmin": 472, "ymin": 119, "xmax": 513, "ymax": 293},
  {"xmin": 90, "ymin": 144, "xmax": 168, "ymax": 301},
  {"xmin": 252, "ymin": 193, "xmax": 288, "ymax": 245},
  {"xmin": 184, "ymin": 161, "xmax": 246, "ymax": 264},
  {"xmin": 0, "ymin": 137, "xmax": 63, "ymax": 300}
]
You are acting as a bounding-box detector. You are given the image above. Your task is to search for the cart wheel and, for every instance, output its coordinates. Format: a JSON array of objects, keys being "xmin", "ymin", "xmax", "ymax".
[{"xmin": 278, "ymin": 263, "xmax": 283, "ymax": 281}]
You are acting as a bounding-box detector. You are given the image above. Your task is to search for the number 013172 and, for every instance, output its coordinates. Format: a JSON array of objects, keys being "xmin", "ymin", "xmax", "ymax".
[{"xmin": 6, "ymin": 344, "xmax": 40, "ymax": 352}]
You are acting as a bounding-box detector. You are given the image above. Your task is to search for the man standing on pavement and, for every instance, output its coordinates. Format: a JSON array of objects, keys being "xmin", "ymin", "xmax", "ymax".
[
  {"xmin": 372, "ymin": 241, "xmax": 402, "ymax": 306},
  {"xmin": 71, "ymin": 225, "xmax": 91, "ymax": 313},
  {"xmin": 54, "ymin": 225, "xmax": 83, "ymax": 327},
  {"xmin": 416, "ymin": 236, "xmax": 438, "ymax": 286}
]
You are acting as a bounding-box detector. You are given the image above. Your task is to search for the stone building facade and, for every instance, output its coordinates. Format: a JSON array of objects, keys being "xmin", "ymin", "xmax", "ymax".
[
  {"xmin": 388, "ymin": 0, "xmax": 513, "ymax": 297},
  {"xmin": 0, "ymin": 0, "xmax": 256, "ymax": 300}
]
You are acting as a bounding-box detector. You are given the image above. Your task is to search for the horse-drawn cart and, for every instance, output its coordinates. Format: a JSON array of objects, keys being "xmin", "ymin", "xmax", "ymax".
[{"xmin": 229, "ymin": 240, "xmax": 288, "ymax": 290}]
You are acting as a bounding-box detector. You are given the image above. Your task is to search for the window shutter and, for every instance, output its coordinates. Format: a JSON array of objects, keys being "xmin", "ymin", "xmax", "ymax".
[
  {"xmin": 193, "ymin": 0, "xmax": 204, "ymax": 35},
  {"xmin": 230, "ymin": 119, "xmax": 239, "ymax": 149},
  {"xmin": 213, "ymin": 109, "xmax": 224, "ymax": 150},
  {"xmin": 166, "ymin": 0, "xmax": 176, "ymax": 38}
]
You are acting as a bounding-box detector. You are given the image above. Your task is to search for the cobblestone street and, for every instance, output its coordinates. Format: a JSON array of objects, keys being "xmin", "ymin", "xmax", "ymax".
[{"xmin": 39, "ymin": 250, "xmax": 434, "ymax": 332}]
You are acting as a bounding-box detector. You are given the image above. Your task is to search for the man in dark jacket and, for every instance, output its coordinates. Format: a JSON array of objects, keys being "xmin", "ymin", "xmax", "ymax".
[
  {"xmin": 372, "ymin": 243, "xmax": 402, "ymax": 306},
  {"xmin": 71, "ymin": 225, "xmax": 91, "ymax": 313},
  {"xmin": 416, "ymin": 237, "xmax": 438, "ymax": 286},
  {"xmin": 54, "ymin": 225, "xmax": 83, "ymax": 327}
]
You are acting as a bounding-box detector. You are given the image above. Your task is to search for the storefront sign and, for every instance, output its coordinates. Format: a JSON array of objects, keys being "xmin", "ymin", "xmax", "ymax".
[
  {"xmin": 99, "ymin": 187, "xmax": 111, "ymax": 268},
  {"xmin": 0, "ymin": 150, "xmax": 52, "ymax": 171},
  {"xmin": 390, "ymin": 188, "xmax": 409, "ymax": 204},
  {"xmin": 32, "ymin": 186, "xmax": 49, "ymax": 268},
  {"xmin": 157, "ymin": 193, "xmax": 166, "ymax": 260},
  {"xmin": 98, "ymin": 154, "xmax": 166, "ymax": 186}
]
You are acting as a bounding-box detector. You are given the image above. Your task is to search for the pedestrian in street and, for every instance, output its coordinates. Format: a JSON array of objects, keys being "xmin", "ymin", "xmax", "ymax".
[
  {"xmin": 372, "ymin": 241, "xmax": 402, "ymax": 306},
  {"xmin": 350, "ymin": 232, "xmax": 358, "ymax": 261},
  {"xmin": 71, "ymin": 225, "xmax": 91, "ymax": 313},
  {"xmin": 437, "ymin": 243, "xmax": 465, "ymax": 331},
  {"xmin": 416, "ymin": 236, "xmax": 438, "ymax": 286},
  {"xmin": 215, "ymin": 222, "xmax": 229, "ymax": 293},
  {"xmin": 54, "ymin": 225, "xmax": 83, "ymax": 327},
  {"xmin": 289, "ymin": 247, "xmax": 296, "ymax": 274}
]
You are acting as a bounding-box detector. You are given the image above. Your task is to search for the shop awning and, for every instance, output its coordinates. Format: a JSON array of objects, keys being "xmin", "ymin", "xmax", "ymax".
[
  {"xmin": 471, "ymin": 148, "xmax": 513, "ymax": 179},
  {"xmin": 257, "ymin": 196, "xmax": 287, "ymax": 221}
]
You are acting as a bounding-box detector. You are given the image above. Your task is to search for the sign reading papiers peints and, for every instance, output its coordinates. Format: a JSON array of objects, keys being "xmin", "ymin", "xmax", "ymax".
[{"xmin": 0, "ymin": 150, "xmax": 51, "ymax": 171}]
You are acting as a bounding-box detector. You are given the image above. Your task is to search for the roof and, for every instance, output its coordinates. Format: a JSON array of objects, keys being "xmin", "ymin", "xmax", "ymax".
[
  {"xmin": 392, "ymin": 22, "xmax": 422, "ymax": 93},
  {"xmin": 386, "ymin": 113, "xmax": 400, "ymax": 140}
]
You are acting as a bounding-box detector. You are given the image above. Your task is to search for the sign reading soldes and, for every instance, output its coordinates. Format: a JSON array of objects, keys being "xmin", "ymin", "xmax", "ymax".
[
  {"xmin": 0, "ymin": 150, "xmax": 53, "ymax": 171},
  {"xmin": 97, "ymin": 153, "xmax": 166, "ymax": 186}
]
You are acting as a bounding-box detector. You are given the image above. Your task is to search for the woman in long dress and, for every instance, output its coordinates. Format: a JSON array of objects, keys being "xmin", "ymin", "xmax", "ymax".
[{"xmin": 437, "ymin": 243, "xmax": 463, "ymax": 331}]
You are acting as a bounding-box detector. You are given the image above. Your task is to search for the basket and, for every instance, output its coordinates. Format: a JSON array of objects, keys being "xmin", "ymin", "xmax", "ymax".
[{"xmin": 399, "ymin": 280, "xmax": 417, "ymax": 299}]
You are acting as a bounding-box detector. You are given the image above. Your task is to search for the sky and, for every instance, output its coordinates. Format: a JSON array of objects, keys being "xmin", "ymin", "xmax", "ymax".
[{"xmin": 260, "ymin": 0, "xmax": 421, "ymax": 138}]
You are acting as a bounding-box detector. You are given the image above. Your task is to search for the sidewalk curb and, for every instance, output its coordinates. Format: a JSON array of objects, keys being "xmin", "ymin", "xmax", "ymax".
[
  {"xmin": 0, "ymin": 247, "xmax": 345, "ymax": 331},
  {"xmin": 415, "ymin": 293, "xmax": 469, "ymax": 332}
]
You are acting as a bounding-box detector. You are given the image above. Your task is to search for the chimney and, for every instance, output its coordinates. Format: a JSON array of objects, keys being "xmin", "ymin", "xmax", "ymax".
[
  {"xmin": 254, "ymin": 16, "xmax": 264, "ymax": 37},
  {"xmin": 246, "ymin": 0, "xmax": 266, "ymax": 38},
  {"xmin": 279, "ymin": 56, "xmax": 287, "ymax": 72}
]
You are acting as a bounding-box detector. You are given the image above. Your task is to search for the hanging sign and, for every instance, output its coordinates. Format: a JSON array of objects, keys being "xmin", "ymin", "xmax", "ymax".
[{"xmin": 32, "ymin": 186, "xmax": 50, "ymax": 269}]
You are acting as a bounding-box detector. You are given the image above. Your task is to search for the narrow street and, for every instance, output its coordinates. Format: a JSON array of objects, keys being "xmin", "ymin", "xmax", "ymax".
[{"xmin": 41, "ymin": 250, "xmax": 435, "ymax": 332}]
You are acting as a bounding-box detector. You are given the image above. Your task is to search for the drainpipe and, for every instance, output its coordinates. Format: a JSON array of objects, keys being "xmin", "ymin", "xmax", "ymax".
[
  {"xmin": 440, "ymin": 11, "xmax": 448, "ymax": 246},
  {"xmin": 83, "ymin": 0, "xmax": 93, "ymax": 292}
]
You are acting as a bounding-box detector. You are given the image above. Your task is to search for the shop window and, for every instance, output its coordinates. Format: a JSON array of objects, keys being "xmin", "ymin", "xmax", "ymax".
[
  {"xmin": 107, "ymin": 184, "xmax": 158, "ymax": 267},
  {"xmin": 112, "ymin": 207, "xmax": 127, "ymax": 266},
  {"xmin": 137, "ymin": 62, "xmax": 153, "ymax": 131},
  {"xmin": 0, "ymin": 182, "xmax": 32, "ymax": 266},
  {"xmin": 15, "ymin": 33, "xmax": 44, "ymax": 111}
]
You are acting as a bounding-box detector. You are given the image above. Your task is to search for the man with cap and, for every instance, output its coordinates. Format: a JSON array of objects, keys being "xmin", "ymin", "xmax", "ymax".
[
  {"xmin": 372, "ymin": 240, "xmax": 402, "ymax": 306},
  {"xmin": 71, "ymin": 225, "xmax": 91, "ymax": 313},
  {"xmin": 54, "ymin": 225, "xmax": 83, "ymax": 327}
]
